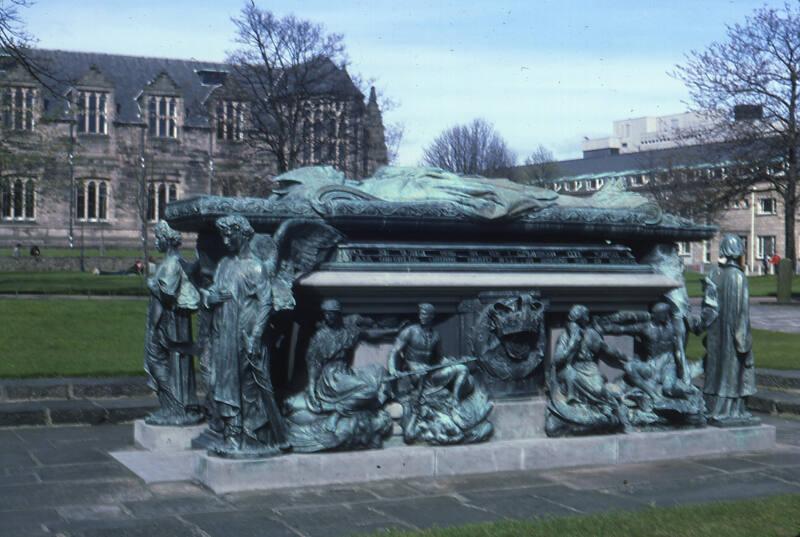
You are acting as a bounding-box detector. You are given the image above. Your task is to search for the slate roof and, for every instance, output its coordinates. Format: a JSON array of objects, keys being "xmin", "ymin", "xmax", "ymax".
[
  {"xmin": 0, "ymin": 49, "xmax": 364, "ymax": 129},
  {"xmin": 508, "ymin": 141, "xmax": 779, "ymax": 183}
]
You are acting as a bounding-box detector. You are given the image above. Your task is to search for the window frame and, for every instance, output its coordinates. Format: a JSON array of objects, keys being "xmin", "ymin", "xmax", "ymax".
[
  {"xmin": 75, "ymin": 179, "xmax": 110, "ymax": 222},
  {"xmin": 76, "ymin": 90, "xmax": 109, "ymax": 135},
  {"xmin": 147, "ymin": 95, "xmax": 180, "ymax": 138},
  {"xmin": 0, "ymin": 177, "xmax": 35, "ymax": 221},
  {"xmin": 1, "ymin": 86, "xmax": 37, "ymax": 132},
  {"xmin": 147, "ymin": 180, "xmax": 179, "ymax": 222}
]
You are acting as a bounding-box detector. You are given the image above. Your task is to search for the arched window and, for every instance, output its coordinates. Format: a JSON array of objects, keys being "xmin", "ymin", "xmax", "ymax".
[
  {"xmin": 88, "ymin": 93, "xmax": 97, "ymax": 133},
  {"xmin": 147, "ymin": 183, "xmax": 156, "ymax": 221},
  {"xmin": 98, "ymin": 182, "xmax": 107, "ymax": 220},
  {"xmin": 76, "ymin": 179, "xmax": 109, "ymax": 221},
  {"xmin": 147, "ymin": 181, "xmax": 178, "ymax": 222},
  {"xmin": 98, "ymin": 93, "xmax": 107, "ymax": 134},
  {"xmin": 13, "ymin": 179, "xmax": 23, "ymax": 217},
  {"xmin": 147, "ymin": 95, "xmax": 179, "ymax": 138},
  {"xmin": 87, "ymin": 181, "xmax": 97, "ymax": 219},
  {"xmin": 157, "ymin": 183, "xmax": 167, "ymax": 221},
  {"xmin": 24, "ymin": 180, "xmax": 34, "ymax": 219},
  {"xmin": 1, "ymin": 87, "xmax": 35, "ymax": 131},
  {"xmin": 76, "ymin": 183, "xmax": 85, "ymax": 219},
  {"xmin": 13, "ymin": 88, "xmax": 23, "ymax": 130},
  {"xmin": 0, "ymin": 178, "xmax": 35, "ymax": 220},
  {"xmin": 1, "ymin": 181, "xmax": 10, "ymax": 218},
  {"xmin": 313, "ymin": 121, "xmax": 324, "ymax": 162}
]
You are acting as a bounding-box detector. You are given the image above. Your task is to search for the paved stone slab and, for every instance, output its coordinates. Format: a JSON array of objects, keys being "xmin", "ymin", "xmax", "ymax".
[
  {"xmin": 133, "ymin": 420, "xmax": 206, "ymax": 451},
  {"xmin": 459, "ymin": 486, "xmax": 575, "ymax": 519},
  {"xmin": 277, "ymin": 503, "xmax": 414, "ymax": 537},
  {"xmin": 614, "ymin": 470, "xmax": 800, "ymax": 507},
  {"xmin": 0, "ymin": 507, "xmax": 64, "ymax": 537},
  {"xmin": 184, "ymin": 510, "xmax": 299, "ymax": 537},
  {"xmin": 110, "ymin": 449, "xmax": 200, "ymax": 484},
  {"xmin": 540, "ymin": 459, "xmax": 723, "ymax": 490},
  {"xmin": 366, "ymin": 494, "xmax": 499, "ymax": 529},
  {"xmin": 123, "ymin": 495, "xmax": 231, "ymax": 517},
  {"xmin": 48, "ymin": 516, "xmax": 201, "ymax": 537},
  {"xmin": 36, "ymin": 462, "xmax": 135, "ymax": 483},
  {"xmin": 530, "ymin": 484, "xmax": 647, "ymax": 514}
]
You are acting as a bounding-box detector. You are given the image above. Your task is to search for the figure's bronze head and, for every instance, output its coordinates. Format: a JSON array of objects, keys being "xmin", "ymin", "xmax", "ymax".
[
  {"xmin": 154, "ymin": 221, "xmax": 181, "ymax": 252},
  {"xmin": 651, "ymin": 302, "xmax": 671, "ymax": 325},
  {"xmin": 216, "ymin": 215, "xmax": 254, "ymax": 253},
  {"xmin": 719, "ymin": 234, "xmax": 745, "ymax": 266},
  {"xmin": 418, "ymin": 303, "xmax": 435, "ymax": 326},
  {"xmin": 321, "ymin": 299, "xmax": 342, "ymax": 327},
  {"xmin": 567, "ymin": 304, "xmax": 590, "ymax": 327}
]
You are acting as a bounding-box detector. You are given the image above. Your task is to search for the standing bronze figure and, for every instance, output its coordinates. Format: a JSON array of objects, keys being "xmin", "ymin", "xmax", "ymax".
[
  {"xmin": 202, "ymin": 215, "xmax": 289, "ymax": 457},
  {"xmin": 701, "ymin": 234, "xmax": 757, "ymax": 425},
  {"xmin": 144, "ymin": 221, "xmax": 203, "ymax": 426}
]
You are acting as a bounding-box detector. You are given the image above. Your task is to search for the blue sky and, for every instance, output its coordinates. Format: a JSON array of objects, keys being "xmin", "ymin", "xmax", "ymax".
[{"xmin": 24, "ymin": 0, "xmax": 785, "ymax": 165}]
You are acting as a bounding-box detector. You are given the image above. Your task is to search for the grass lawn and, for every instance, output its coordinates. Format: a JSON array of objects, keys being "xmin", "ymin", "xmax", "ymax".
[
  {"xmin": 0, "ymin": 298, "xmax": 145, "ymax": 377},
  {"xmin": 0, "ymin": 297, "xmax": 797, "ymax": 379},
  {"xmin": 686, "ymin": 328, "xmax": 800, "ymax": 370},
  {"xmin": 685, "ymin": 271, "xmax": 800, "ymax": 298},
  {"xmin": 0, "ymin": 272, "xmax": 147, "ymax": 296},
  {"xmin": 363, "ymin": 494, "xmax": 800, "ymax": 537}
]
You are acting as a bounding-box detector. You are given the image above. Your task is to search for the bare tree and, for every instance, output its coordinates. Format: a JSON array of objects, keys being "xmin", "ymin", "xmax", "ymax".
[
  {"xmin": 674, "ymin": 2, "xmax": 800, "ymax": 269},
  {"xmin": 421, "ymin": 118, "xmax": 516, "ymax": 175},
  {"xmin": 227, "ymin": 2, "xmax": 349, "ymax": 174},
  {"xmin": 518, "ymin": 144, "xmax": 560, "ymax": 185},
  {"xmin": 0, "ymin": 1, "xmax": 58, "ymax": 91}
]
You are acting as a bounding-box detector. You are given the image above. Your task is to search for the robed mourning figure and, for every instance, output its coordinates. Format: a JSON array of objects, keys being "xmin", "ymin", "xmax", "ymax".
[
  {"xmin": 701, "ymin": 234, "xmax": 757, "ymax": 425},
  {"xmin": 284, "ymin": 299, "xmax": 396, "ymax": 452},
  {"xmin": 143, "ymin": 221, "xmax": 203, "ymax": 426}
]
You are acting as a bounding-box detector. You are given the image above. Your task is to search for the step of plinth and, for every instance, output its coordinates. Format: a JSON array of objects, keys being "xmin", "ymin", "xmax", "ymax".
[
  {"xmin": 0, "ymin": 397, "xmax": 158, "ymax": 427},
  {"xmin": 748, "ymin": 388, "xmax": 800, "ymax": 416}
]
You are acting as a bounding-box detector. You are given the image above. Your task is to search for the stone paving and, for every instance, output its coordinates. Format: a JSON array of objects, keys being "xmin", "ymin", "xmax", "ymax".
[
  {"xmin": 0, "ymin": 415, "xmax": 799, "ymax": 537},
  {"xmin": 750, "ymin": 302, "xmax": 800, "ymax": 333}
]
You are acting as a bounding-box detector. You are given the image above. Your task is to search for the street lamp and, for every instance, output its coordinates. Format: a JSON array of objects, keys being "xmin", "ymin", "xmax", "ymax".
[{"xmin": 135, "ymin": 100, "xmax": 150, "ymax": 273}]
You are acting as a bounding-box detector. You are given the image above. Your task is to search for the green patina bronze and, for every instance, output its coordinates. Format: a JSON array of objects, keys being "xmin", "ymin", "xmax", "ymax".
[{"xmin": 146, "ymin": 166, "xmax": 758, "ymax": 455}]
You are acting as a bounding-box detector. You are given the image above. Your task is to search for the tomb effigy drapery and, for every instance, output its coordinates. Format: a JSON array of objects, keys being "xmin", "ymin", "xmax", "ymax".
[{"xmin": 147, "ymin": 165, "xmax": 759, "ymax": 458}]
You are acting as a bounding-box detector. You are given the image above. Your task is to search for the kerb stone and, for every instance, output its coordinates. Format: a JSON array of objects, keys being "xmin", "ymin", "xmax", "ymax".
[{"xmin": 196, "ymin": 446, "xmax": 436, "ymax": 494}]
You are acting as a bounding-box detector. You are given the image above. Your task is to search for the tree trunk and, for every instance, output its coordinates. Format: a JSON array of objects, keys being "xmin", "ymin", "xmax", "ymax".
[{"xmin": 785, "ymin": 147, "xmax": 798, "ymax": 274}]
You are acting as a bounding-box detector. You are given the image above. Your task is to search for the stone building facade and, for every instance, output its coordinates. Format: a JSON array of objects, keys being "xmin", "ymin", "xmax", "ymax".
[{"xmin": 0, "ymin": 50, "xmax": 387, "ymax": 249}]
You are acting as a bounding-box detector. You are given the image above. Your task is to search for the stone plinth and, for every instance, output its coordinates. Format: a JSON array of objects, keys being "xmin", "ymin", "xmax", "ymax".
[
  {"xmin": 490, "ymin": 398, "xmax": 546, "ymax": 440},
  {"xmin": 134, "ymin": 420, "xmax": 206, "ymax": 451},
  {"xmin": 189, "ymin": 424, "xmax": 775, "ymax": 494}
]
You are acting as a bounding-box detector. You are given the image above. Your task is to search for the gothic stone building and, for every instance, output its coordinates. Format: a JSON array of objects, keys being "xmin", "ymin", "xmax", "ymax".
[{"xmin": 0, "ymin": 49, "xmax": 387, "ymax": 249}]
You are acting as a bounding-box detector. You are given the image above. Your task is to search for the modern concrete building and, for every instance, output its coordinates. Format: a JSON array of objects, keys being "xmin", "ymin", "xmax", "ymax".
[
  {"xmin": 0, "ymin": 49, "xmax": 388, "ymax": 250},
  {"xmin": 512, "ymin": 113, "xmax": 786, "ymax": 274}
]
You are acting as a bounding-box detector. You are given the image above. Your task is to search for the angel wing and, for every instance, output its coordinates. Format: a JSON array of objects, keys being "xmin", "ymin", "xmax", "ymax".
[{"xmin": 270, "ymin": 219, "xmax": 343, "ymax": 311}]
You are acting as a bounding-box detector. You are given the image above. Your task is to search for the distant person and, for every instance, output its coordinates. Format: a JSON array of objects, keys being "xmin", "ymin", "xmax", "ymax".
[
  {"xmin": 30, "ymin": 245, "xmax": 40, "ymax": 258},
  {"xmin": 12, "ymin": 243, "xmax": 20, "ymax": 258},
  {"xmin": 761, "ymin": 255, "xmax": 769, "ymax": 276}
]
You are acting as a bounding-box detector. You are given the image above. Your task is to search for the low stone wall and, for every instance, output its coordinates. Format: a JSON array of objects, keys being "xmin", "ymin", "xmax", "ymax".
[{"xmin": 0, "ymin": 256, "xmax": 139, "ymax": 272}]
